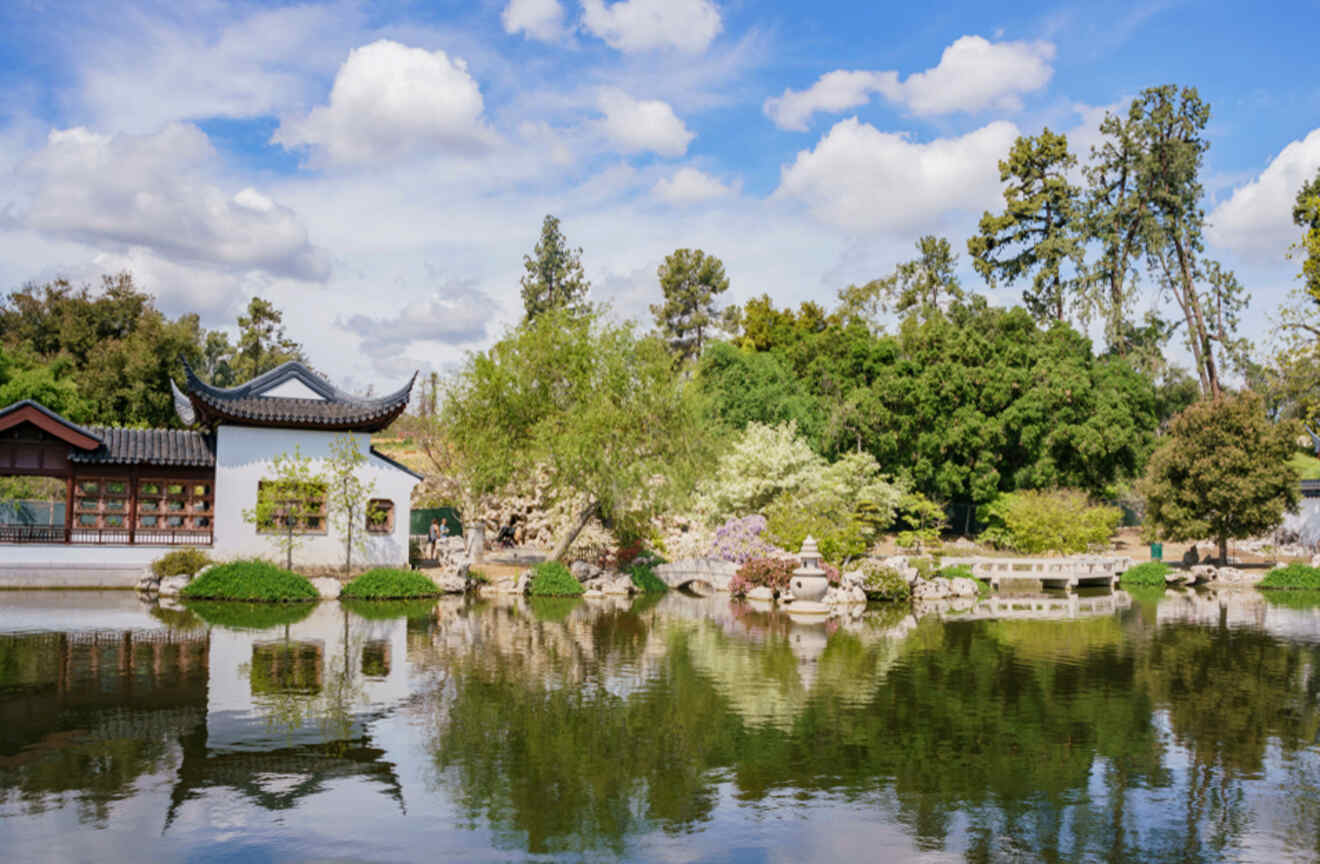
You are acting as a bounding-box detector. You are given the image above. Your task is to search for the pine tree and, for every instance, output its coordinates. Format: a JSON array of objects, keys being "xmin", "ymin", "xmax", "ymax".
[
  {"xmin": 652, "ymin": 248, "xmax": 730, "ymax": 364},
  {"xmin": 520, "ymin": 214, "xmax": 591, "ymax": 321}
]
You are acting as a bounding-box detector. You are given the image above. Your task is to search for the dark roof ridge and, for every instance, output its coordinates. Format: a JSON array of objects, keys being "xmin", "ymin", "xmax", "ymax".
[
  {"xmin": 180, "ymin": 359, "xmax": 415, "ymax": 407},
  {"xmin": 0, "ymin": 399, "xmax": 103, "ymax": 448}
]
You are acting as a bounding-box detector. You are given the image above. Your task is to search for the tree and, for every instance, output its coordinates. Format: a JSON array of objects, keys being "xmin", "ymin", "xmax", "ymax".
[
  {"xmin": 1294, "ymin": 168, "xmax": 1320, "ymax": 300},
  {"xmin": 520, "ymin": 214, "xmax": 590, "ymax": 322},
  {"xmin": 0, "ymin": 273, "xmax": 204, "ymax": 426},
  {"xmin": 0, "ymin": 345, "xmax": 85, "ymax": 418},
  {"xmin": 243, "ymin": 446, "xmax": 326, "ymax": 570},
  {"xmin": 442, "ymin": 308, "xmax": 711, "ymax": 561},
  {"xmin": 1140, "ymin": 391, "xmax": 1299, "ymax": 564},
  {"xmin": 838, "ymin": 235, "xmax": 964, "ymax": 329},
  {"xmin": 969, "ymin": 129, "xmax": 1086, "ymax": 323},
  {"xmin": 233, "ymin": 297, "xmax": 304, "ymax": 382},
  {"xmin": 652, "ymin": 248, "xmax": 730, "ymax": 365},
  {"xmin": 325, "ymin": 433, "xmax": 379, "ymax": 574}
]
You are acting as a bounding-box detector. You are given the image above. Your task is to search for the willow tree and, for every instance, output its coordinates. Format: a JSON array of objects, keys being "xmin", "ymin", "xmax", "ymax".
[
  {"xmin": 969, "ymin": 129, "xmax": 1086, "ymax": 324},
  {"xmin": 441, "ymin": 308, "xmax": 712, "ymax": 561}
]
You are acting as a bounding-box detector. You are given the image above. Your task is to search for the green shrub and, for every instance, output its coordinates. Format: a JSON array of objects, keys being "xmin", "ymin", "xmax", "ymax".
[
  {"xmin": 981, "ymin": 489, "xmax": 1121, "ymax": 554},
  {"xmin": 1259, "ymin": 563, "xmax": 1320, "ymax": 590},
  {"xmin": 1120, "ymin": 561, "xmax": 1171, "ymax": 587},
  {"xmin": 468, "ymin": 568, "xmax": 491, "ymax": 585},
  {"xmin": 764, "ymin": 492, "xmax": 869, "ymax": 563},
  {"xmin": 180, "ymin": 559, "xmax": 318, "ymax": 602},
  {"xmin": 529, "ymin": 561, "xmax": 584, "ymax": 597},
  {"xmin": 151, "ymin": 547, "xmax": 213, "ymax": 580},
  {"xmin": 629, "ymin": 563, "xmax": 668, "ymax": 593},
  {"xmin": 341, "ymin": 567, "xmax": 443, "ymax": 599},
  {"xmin": 184, "ymin": 600, "xmax": 316, "ymax": 630},
  {"xmin": 856, "ymin": 559, "xmax": 910, "ymax": 601}
]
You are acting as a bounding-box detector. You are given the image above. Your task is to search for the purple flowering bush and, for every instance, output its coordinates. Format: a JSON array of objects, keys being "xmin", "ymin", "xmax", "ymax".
[{"xmin": 706, "ymin": 515, "xmax": 786, "ymax": 564}]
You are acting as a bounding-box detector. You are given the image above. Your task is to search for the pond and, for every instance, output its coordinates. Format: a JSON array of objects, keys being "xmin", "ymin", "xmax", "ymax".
[{"xmin": 2, "ymin": 587, "xmax": 1320, "ymax": 862}]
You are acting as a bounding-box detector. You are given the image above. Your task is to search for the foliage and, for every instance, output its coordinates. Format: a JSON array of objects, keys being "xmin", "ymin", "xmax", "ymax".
[
  {"xmin": 1120, "ymin": 561, "xmax": 1171, "ymax": 587},
  {"xmin": 1295, "ymin": 168, "xmax": 1320, "ymax": 300},
  {"xmin": 0, "ymin": 345, "xmax": 86, "ymax": 418},
  {"xmin": 529, "ymin": 561, "xmax": 584, "ymax": 597},
  {"xmin": 468, "ymin": 567, "xmax": 491, "ymax": 585},
  {"xmin": 704, "ymin": 515, "xmax": 785, "ymax": 564},
  {"xmin": 521, "ymin": 214, "xmax": 591, "ymax": 322},
  {"xmin": 242, "ymin": 446, "xmax": 326, "ymax": 570},
  {"xmin": 652, "ymin": 248, "xmax": 731, "ymax": 365},
  {"xmin": 341, "ymin": 567, "xmax": 444, "ymax": 599},
  {"xmin": 1141, "ymin": 391, "xmax": 1299, "ymax": 562},
  {"xmin": 693, "ymin": 421, "xmax": 823, "ymax": 521},
  {"xmin": 856, "ymin": 559, "xmax": 911, "ymax": 601},
  {"xmin": 442, "ymin": 308, "xmax": 713, "ymax": 561},
  {"xmin": 1258, "ymin": 564, "xmax": 1320, "ymax": 591},
  {"xmin": 981, "ymin": 489, "xmax": 1121, "ymax": 554},
  {"xmin": 696, "ymin": 342, "xmax": 823, "ymax": 443},
  {"xmin": 183, "ymin": 600, "xmax": 316, "ymax": 630},
  {"xmin": 324, "ymin": 433, "xmax": 378, "ymax": 573},
  {"xmin": 180, "ymin": 559, "xmax": 318, "ymax": 602},
  {"xmin": 894, "ymin": 490, "xmax": 947, "ymax": 552},
  {"xmin": 202, "ymin": 297, "xmax": 306, "ymax": 386},
  {"xmin": 969, "ymin": 129, "xmax": 1086, "ymax": 323},
  {"xmin": 729, "ymin": 557, "xmax": 797, "ymax": 597},
  {"xmin": 150, "ymin": 547, "xmax": 213, "ymax": 580},
  {"xmin": 628, "ymin": 563, "xmax": 668, "ymax": 593},
  {"xmin": 837, "ymin": 235, "xmax": 965, "ymax": 328},
  {"xmin": 763, "ymin": 491, "xmax": 868, "ymax": 564},
  {"xmin": 0, "ymin": 273, "xmax": 203, "ymax": 426}
]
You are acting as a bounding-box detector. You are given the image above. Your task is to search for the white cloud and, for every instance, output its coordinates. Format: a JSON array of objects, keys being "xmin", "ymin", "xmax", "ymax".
[
  {"xmin": 18, "ymin": 123, "xmax": 329, "ymax": 282},
  {"xmin": 764, "ymin": 35, "xmax": 1055, "ymax": 130},
  {"xmin": 774, "ymin": 117, "xmax": 1020, "ymax": 232},
  {"xmin": 502, "ymin": 0, "xmax": 568, "ymax": 43},
  {"xmin": 273, "ymin": 40, "xmax": 495, "ymax": 165},
  {"xmin": 581, "ymin": 0, "xmax": 722, "ymax": 54},
  {"xmin": 597, "ymin": 89, "xmax": 695, "ymax": 157},
  {"xmin": 653, "ymin": 167, "xmax": 735, "ymax": 204},
  {"xmin": 343, "ymin": 285, "xmax": 497, "ymax": 361},
  {"xmin": 1208, "ymin": 127, "xmax": 1320, "ymax": 261}
]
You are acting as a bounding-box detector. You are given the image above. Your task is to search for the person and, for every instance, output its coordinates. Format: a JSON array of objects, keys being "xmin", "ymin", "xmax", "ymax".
[
  {"xmin": 439, "ymin": 517, "xmax": 449, "ymax": 540},
  {"xmin": 427, "ymin": 518, "xmax": 440, "ymax": 560}
]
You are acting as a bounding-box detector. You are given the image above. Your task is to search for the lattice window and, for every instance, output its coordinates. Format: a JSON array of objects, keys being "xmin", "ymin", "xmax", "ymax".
[
  {"xmin": 137, "ymin": 480, "xmax": 213, "ymax": 532},
  {"xmin": 73, "ymin": 478, "xmax": 130, "ymax": 529},
  {"xmin": 256, "ymin": 480, "xmax": 327, "ymax": 534},
  {"xmin": 366, "ymin": 498, "xmax": 394, "ymax": 533}
]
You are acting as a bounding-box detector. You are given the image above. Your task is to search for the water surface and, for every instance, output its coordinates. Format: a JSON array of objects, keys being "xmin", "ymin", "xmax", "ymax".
[{"xmin": 2, "ymin": 588, "xmax": 1319, "ymax": 862}]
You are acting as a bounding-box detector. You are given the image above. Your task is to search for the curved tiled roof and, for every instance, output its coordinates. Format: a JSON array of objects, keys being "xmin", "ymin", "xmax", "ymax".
[
  {"xmin": 178, "ymin": 360, "xmax": 415, "ymax": 432},
  {"xmin": 70, "ymin": 427, "xmax": 216, "ymax": 467}
]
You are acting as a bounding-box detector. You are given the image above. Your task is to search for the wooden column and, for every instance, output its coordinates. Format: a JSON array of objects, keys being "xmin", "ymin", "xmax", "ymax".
[
  {"xmin": 128, "ymin": 467, "xmax": 137, "ymax": 545},
  {"xmin": 64, "ymin": 472, "xmax": 74, "ymax": 544}
]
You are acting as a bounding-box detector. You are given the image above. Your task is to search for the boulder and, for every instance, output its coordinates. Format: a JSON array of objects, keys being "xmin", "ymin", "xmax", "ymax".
[
  {"xmin": 571, "ymin": 560, "xmax": 604, "ymax": 583},
  {"xmin": 1188, "ymin": 565, "xmax": 1219, "ymax": 585},
  {"xmin": 602, "ymin": 572, "xmax": 633, "ymax": 595},
  {"xmin": 841, "ymin": 569, "xmax": 865, "ymax": 589},
  {"xmin": 746, "ymin": 586, "xmax": 774, "ymax": 602},
  {"xmin": 912, "ymin": 577, "xmax": 952, "ymax": 600},
  {"xmin": 157, "ymin": 575, "xmax": 191, "ymax": 598},
  {"xmin": 583, "ymin": 588, "xmax": 605, "ymax": 599},
  {"xmin": 1311, "ymin": 553, "xmax": 1320, "ymax": 569},
  {"xmin": 310, "ymin": 577, "xmax": 341, "ymax": 599},
  {"xmin": 434, "ymin": 572, "xmax": 468, "ymax": 594},
  {"xmin": 949, "ymin": 577, "xmax": 980, "ymax": 598}
]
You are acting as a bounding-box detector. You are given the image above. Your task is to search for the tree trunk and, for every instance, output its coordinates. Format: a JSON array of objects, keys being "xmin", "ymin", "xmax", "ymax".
[
  {"xmin": 549, "ymin": 499, "xmax": 598, "ymax": 563},
  {"xmin": 1218, "ymin": 536, "xmax": 1228, "ymax": 567},
  {"xmin": 346, "ymin": 517, "xmax": 353, "ymax": 575}
]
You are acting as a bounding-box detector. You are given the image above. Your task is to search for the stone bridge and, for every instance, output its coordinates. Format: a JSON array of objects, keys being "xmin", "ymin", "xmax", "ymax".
[
  {"xmin": 940, "ymin": 555, "xmax": 1135, "ymax": 591},
  {"xmin": 653, "ymin": 558, "xmax": 737, "ymax": 593}
]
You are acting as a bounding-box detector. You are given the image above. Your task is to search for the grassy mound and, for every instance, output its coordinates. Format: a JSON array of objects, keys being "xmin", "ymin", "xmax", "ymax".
[
  {"xmin": 629, "ymin": 563, "xmax": 668, "ymax": 593},
  {"xmin": 180, "ymin": 559, "xmax": 318, "ymax": 602},
  {"xmin": 184, "ymin": 600, "xmax": 316, "ymax": 630},
  {"xmin": 1121, "ymin": 561, "xmax": 1172, "ymax": 587},
  {"xmin": 528, "ymin": 561, "xmax": 584, "ymax": 597},
  {"xmin": 341, "ymin": 567, "xmax": 443, "ymax": 599},
  {"xmin": 939, "ymin": 565, "xmax": 991, "ymax": 595},
  {"xmin": 1259, "ymin": 563, "xmax": 1320, "ymax": 590}
]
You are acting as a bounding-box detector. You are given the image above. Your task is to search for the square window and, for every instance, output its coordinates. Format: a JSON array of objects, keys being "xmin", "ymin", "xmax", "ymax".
[
  {"xmin": 140, "ymin": 515, "xmax": 158, "ymax": 527},
  {"xmin": 366, "ymin": 499, "xmax": 394, "ymax": 533}
]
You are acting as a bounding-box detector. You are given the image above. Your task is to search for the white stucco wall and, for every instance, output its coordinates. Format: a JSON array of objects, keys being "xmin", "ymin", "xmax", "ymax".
[{"xmin": 212, "ymin": 426, "xmax": 418, "ymax": 567}]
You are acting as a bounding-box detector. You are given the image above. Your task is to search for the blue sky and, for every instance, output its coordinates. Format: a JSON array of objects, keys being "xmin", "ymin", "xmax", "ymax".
[{"xmin": 1, "ymin": 0, "xmax": 1317, "ymax": 388}]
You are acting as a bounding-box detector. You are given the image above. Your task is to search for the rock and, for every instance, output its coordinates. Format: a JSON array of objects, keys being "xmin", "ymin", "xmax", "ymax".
[
  {"xmin": 434, "ymin": 572, "xmax": 468, "ymax": 594},
  {"xmin": 571, "ymin": 560, "xmax": 603, "ymax": 582},
  {"xmin": 1311, "ymin": 553, "xmax": 1320, "ymax": 569},
  {"xmin": 847, "ymin": 585, "xmax": 867, "ymax": 605},
  {"xmin": 515, "ymin": 571, "xmax": 531, "ymax": 594},
  {"xmin": 841, "ymin": 569, "xmax": 865, "ymax": 589},
  {"xmin": 1188, "ymin": 565, "xmax": 1219, "ymax": 585},
  {"xmin": 602, "ymin": 573, "xmax": 633, "ymax": 595},
  {"xmin": 949, "ymin": 577, "xmax": 980, "ymax": 598},
  {"xmin": 157, "ymin": 575, "xmax": 191, "ymax": 598},
  {"xmin": 310, "ymin": 577, "xmax": 341, "ymax": 600},
  {"xmin": 912, "ymin": 578, "xmax": 952, "ymax": 600},
  {"xmin": 949, "ymin": 537, "xmax": 979, "ymax": 550},
  {"xmin": 746, "ymin": 586, "xmax": 774, "ymax": 602},
  {"xmin": 583, "ymin": 588, "xmax": 604, "ymax": 599}
]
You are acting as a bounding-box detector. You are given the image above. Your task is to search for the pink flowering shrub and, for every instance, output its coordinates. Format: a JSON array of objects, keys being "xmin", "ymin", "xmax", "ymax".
[
  {"xmin": 730, "ymin": 557, "xmax": 798, "ymax": 597},
  {"xmin": 706, "ymin": 515, "xmax": 786, "ymax": 564},
  {"xmin": 824, "ymin": 562, "xmax": 841, "ymax": 587}
]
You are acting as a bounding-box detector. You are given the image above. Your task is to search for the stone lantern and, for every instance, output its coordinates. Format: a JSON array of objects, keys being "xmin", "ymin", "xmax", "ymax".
[{"xmin": 787, "ymin": 536, "xmax": 830, "ymax": 616}]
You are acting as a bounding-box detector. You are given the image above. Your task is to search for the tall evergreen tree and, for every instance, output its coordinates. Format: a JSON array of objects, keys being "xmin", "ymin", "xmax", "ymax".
[
  {"xmin": 520, "ymin": 214, "xmax": 590, "ymax": 321},
  {"xmin": 969, "ymin": 129, "xmax": 1086, "ymax": 324},
  {"xmin": 233, "ymin": 297, "xmax": 304, "ymax": 381},
  {"xmin": 652, "ymin": 248, "xmax": 730, "ymax": 365}
]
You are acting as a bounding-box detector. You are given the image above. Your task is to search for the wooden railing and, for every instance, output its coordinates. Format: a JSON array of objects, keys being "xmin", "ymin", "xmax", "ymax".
[{"xmin": 0, "ymin": 524, "xmax": 211, "ymax": 546}]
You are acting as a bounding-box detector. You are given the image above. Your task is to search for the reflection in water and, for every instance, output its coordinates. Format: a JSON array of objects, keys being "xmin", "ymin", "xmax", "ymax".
[{"xmin": 0, "ymin": 589, "xmax": 1318, "ymax": 862}]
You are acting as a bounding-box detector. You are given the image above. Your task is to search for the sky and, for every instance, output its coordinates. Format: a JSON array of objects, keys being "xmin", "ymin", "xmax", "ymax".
[{"xmin": 1, "ymin": 0, "xmax": 1318, "ymax": 392}]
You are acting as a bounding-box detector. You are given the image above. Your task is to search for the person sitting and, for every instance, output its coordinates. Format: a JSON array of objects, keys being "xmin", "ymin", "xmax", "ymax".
[{"xmin": 494, "ymin": 520, "xmax": 517, "ymax": 547}]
